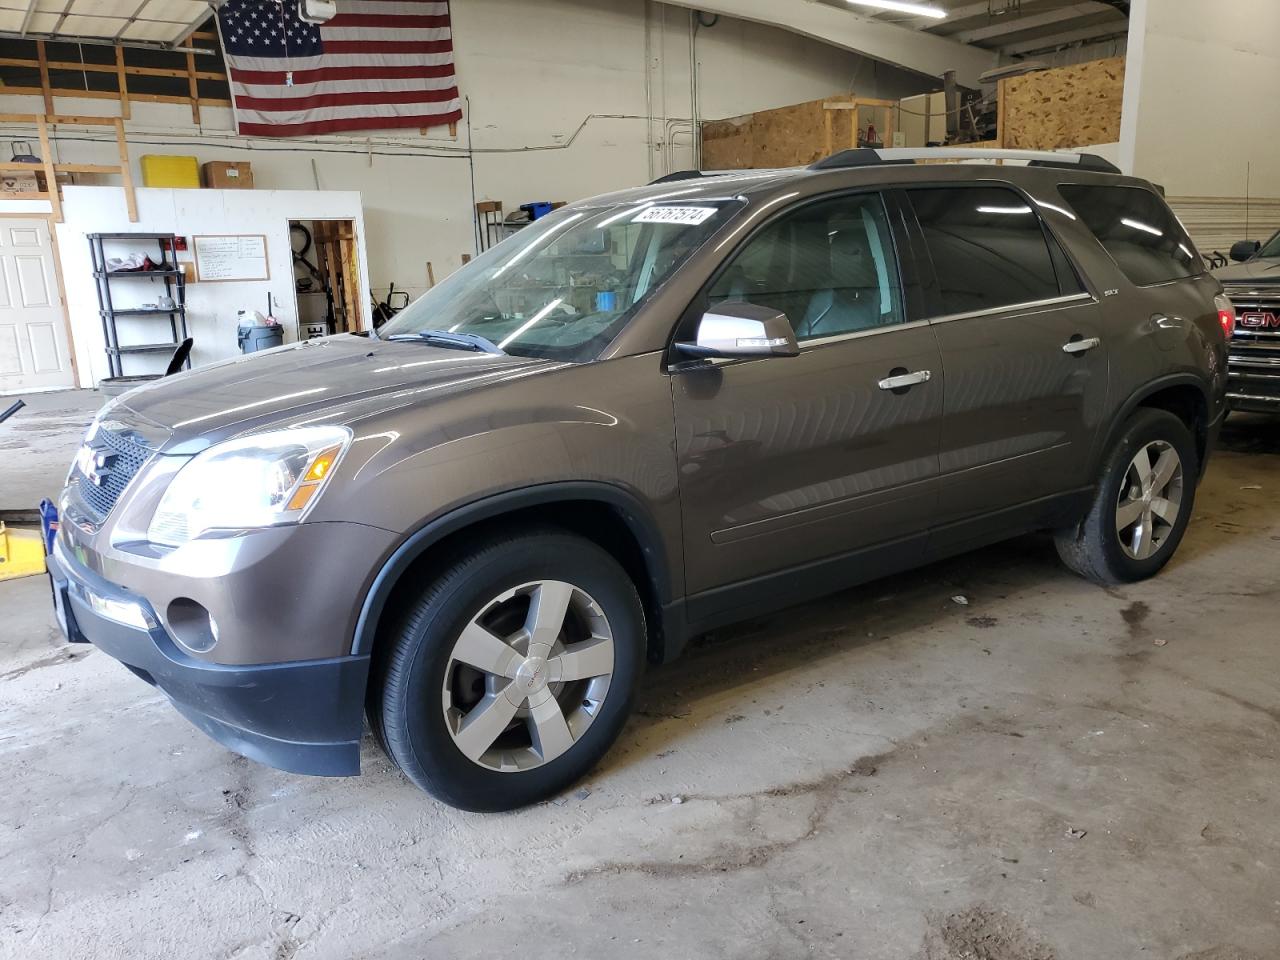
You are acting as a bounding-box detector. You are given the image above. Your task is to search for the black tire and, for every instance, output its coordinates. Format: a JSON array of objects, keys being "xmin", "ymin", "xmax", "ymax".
[
  {"xmin": 367, "ymin": 528, "xmax": 645, "ymax": 811},
  {"xmin": 1055, "ymin": 408, "xmax": 1199, "ymax": 585}
]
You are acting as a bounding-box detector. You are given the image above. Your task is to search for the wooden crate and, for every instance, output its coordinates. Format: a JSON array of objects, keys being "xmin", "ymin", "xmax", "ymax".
[
  {"xmin": 701, "ymin": 95, "xmax": 898, "ymax": 170},
  {"xmin": 699, "ymin": 57, "xmax": 1126, "ymax": 171}
]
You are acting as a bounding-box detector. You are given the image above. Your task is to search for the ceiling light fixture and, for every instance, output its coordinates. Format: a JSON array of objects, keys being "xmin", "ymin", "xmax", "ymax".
[{"xmin": 845, "ymin": 0, "xmax": 948, "ymax": 19}]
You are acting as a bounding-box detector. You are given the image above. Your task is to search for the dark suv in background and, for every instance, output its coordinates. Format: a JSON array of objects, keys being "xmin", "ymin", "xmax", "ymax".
[
  {"xmin": 1215, "ymin": 230, "xmax": 1280, "ymax": 412},
  {"xmin": 49, "ymin": 148, "xmax": 1228, "ymax": 811}
]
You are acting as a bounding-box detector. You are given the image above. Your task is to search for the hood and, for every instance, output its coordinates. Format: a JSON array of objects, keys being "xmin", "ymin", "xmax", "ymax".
[
  {"xmin": 1214, "ymin": 256, "xmax": 1280, "ymax": 285},
  {"xmin": 112, "ymin": 334, "xmax": 556, "ymax": 452}
]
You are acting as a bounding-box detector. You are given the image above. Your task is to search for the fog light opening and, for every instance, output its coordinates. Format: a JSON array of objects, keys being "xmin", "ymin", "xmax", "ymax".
[{"xmin": 166, "ymin": 598, "xmax": 218, "ymax": 654}]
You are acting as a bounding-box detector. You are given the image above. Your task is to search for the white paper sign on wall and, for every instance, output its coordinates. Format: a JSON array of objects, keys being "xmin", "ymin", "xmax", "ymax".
[{"xmin": 193, "ymin": 234, "xmax": 270, "ymax": 282}]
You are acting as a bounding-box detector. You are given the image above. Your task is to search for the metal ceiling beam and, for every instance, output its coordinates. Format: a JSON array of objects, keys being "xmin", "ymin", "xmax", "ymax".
[
  {"xmin": 1001, "ymin": 19, "xmax": 1128, "ymax": 55},
  {"xmin": 655, "ymin": 0, "xmax": 996, "ymax": 87},
  {"xmin": 113, "ymin": 0, "xmax": 151, "ymax": 40},
  {"xmin": 17, "ymin": 0, "xmax": 38, "ymax": 36},
  {"xmin": 953, "ymin": 3, "xmax": 1102, "ymax": 43},
  {"xmin": 899, "ymin": 0, "xmax": 1088, "ymax": 32},
  {"xmin": 49, "ymin": 0, "xmax": 75, "ymax": 35},
  {"xmin": 915, "ymin": 0, "xmax": 1058, "ymax": 30}
]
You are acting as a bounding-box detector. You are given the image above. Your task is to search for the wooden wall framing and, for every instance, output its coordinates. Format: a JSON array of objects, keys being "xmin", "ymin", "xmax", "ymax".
[
  {"xmin": 0, "ymin": 113, "xmax": 137, "ymax": 222},
  {"xmin": 312, "ymin": 220, "xmax": 361, "ymax": 334},
  {"xmin": 0, "ymin": 32, "xmax": 229, "ymax": 120}
]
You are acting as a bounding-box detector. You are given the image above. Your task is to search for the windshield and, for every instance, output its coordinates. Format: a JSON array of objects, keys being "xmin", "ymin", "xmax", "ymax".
[
  {"xmin": 378, "ymin": 199, "xmax": 741, "ymax": 361},
  {"xmin": 1257, "ymin": 230, "xmax": 1280, "ymax": 259}
]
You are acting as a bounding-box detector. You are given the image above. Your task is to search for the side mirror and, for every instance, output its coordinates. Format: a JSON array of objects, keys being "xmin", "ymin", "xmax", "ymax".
[
  {"xmin": 673, "ymin": 302, "xmax": 800, "ymax": 360},
  {"xmin": 1230, "ymin": 240, "xmax": 1261, "ymax": 263}
]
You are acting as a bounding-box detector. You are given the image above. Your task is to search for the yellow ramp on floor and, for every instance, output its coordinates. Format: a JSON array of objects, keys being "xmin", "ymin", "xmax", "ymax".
[{"xmin": 0, "ymin": 523, "xmax": 46, "ymax": 580}]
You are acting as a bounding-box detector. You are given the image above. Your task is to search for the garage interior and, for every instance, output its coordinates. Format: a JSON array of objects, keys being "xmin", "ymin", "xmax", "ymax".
[{"xmin": 1, "ymin": 1, "xmax": 1279, "ymax": 958}]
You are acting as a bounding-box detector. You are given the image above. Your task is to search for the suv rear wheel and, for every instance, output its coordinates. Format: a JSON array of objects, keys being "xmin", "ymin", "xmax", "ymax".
[
  {"xmin": 368, "ymin": 529, "xmax": 645, "ymax": 811},
  {"xmin": 1055, "ymin": 408, "xmax": 1199, "ymax": 584}
]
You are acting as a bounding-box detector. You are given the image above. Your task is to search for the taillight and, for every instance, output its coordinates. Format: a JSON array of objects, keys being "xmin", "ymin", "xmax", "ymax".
[{"xmin": 1215, "ymin": 294, "xmax": 1235, "ymax": 338}]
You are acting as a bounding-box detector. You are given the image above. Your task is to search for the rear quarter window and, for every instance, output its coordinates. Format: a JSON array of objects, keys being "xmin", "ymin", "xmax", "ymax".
[{"xmin": 1058, "ymin": 184, "xmax": 1201, "ymax": 286}]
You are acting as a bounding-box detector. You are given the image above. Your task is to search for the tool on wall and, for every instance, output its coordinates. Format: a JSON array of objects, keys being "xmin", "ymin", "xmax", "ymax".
[{"xmin": 9, "ymin": 141, "xmax": 40, "ymax": 164}]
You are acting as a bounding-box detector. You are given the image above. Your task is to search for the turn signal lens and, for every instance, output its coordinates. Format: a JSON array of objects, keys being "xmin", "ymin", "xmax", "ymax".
[
  {"xmin": 285, "ymin": 445, "xmax": 343, "ymax": 511},
  {"xmin": 305, "ymin": 447, "xmax": 340, "ymax": 481}
]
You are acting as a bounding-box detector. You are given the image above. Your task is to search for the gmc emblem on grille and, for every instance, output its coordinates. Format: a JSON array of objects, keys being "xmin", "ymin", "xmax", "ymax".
[
  {"xmin": 1238, "ymin": 311, "xmax": 1280, "ymax": 328},
  {"xmin": 75, "ymin": 443, "xmax": 118, "ymax": 486}
]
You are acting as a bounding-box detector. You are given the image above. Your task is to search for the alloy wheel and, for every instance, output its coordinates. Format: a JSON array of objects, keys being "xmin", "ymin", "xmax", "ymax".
[
  {"xmin": 441, "ymin": 580, "xmax": 615, "ymax": 772},
  {"xmin": 1115, "ymin": 440, "xmax": 1184, "ymax": 561}
]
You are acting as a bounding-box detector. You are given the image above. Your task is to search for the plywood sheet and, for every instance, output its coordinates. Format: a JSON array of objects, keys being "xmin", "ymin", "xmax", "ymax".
[
  {"xmin": 1002, "ymin": 57, "xmax": 1125, "ymax": 151},
  {"xmin": 701, "ymin": 95, "xmax": 855, "ymax": 170}
]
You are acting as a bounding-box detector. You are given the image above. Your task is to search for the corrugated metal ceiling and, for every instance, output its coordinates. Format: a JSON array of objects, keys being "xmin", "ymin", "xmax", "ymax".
[{"xmin": 0, "ymin": 0, "xmax": 213, "ymax": 49}]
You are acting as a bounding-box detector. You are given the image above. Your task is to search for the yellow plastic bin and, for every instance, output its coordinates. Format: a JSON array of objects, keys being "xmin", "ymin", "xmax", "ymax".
[
  {"xmin": 0, "ymin": 522, "xmax": 45, "ymax": 580},
  {"xmin": 140, "ymin": 155, "xmax": 201, "ymax": 188}
]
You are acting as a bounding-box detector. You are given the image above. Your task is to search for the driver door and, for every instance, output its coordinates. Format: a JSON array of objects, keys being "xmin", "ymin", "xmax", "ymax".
[{"xmin": 670, "ymin": 191, "xmax": 945, "ymax": 619}]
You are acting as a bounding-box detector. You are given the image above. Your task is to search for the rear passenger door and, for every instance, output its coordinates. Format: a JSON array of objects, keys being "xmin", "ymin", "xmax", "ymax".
[
  {"xmin": 670, "ymin": 191, "xmax": 945, "ymax": 604},
  {"xmin": 904, "ymin": 185, "xmax": 1109, "ymax": 542}
]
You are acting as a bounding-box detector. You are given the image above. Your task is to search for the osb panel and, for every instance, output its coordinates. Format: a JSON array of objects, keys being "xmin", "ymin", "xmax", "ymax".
[
  {"xmin": 1003, "ymin": 56, "xmax": 1124, "ymax": 150},
  {"xmin": 701, "ymin": 95, "xmax": 854, "ymax": 170}
]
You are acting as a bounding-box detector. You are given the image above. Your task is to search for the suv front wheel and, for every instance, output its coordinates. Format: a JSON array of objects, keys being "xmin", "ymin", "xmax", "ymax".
[
  {"xmin": 1055, "ymin": 407, "xmax": 1199, "ymax": 584},
  {"xmin": 368, "ymin": 529, "xmax": 646, "ymax": 811}
]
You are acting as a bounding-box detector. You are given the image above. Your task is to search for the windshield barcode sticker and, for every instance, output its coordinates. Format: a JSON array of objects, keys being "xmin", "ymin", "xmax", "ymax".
[{"xmin": 633, "ymin": 206, "xmax": 718, "ymax": 226}]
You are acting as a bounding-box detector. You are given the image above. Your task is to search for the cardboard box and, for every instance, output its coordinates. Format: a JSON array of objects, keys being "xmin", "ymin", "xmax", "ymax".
[
  {"xmin": 0, "ymin": 171, "xmax": 39, "ymax": 194},
  {"xmin": 202, "ymin": 161, "xmax": 254, "ymax": 190},
  {"xmin": 140, "ymin": 154, "xmax": 201, "ymax": 188}
]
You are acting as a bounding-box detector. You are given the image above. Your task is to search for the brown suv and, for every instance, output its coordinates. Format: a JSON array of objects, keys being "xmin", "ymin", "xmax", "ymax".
[{"xmin": 49, "ymin": 148, "xmax": 1229, "ymax": 810}]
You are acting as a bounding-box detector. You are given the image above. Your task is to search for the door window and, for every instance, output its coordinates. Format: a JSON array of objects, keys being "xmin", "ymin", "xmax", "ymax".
[
  {"xmin": 707, "ymin": 193, "xmax": 904, "ymax": 341},
  {"xmin": 908, "ymin": 186, "xmax": 1067, "ymax": 317},
  {"xmin": 1058, "ymin": 183, "xmax": 1200, "ymax": 286}
]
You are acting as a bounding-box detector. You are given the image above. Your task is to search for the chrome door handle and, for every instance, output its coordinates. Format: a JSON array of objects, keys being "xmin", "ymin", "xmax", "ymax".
[
  {"xmin": 878, "ymin": 369, "xmax": 932, "ymax": 391},
  {"xmin": 1062, "ymin": 336, "xmax": 1101, "ymax": 355}
]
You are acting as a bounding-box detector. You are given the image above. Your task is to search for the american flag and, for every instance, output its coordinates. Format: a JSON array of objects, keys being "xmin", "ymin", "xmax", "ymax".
[{"xmin": 216, "ymin": 0, "xmax": 462, "ymax": 137}]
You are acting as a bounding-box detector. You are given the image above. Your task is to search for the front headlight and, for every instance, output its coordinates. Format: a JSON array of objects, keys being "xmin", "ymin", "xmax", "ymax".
[{"xmin": 148, "ymin": 426, "xmax": 351, "ymax": 546}]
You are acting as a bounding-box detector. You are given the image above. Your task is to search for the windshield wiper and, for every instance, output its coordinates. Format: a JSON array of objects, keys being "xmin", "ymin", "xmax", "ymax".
[{"xmin": 386, "ymin": 329, "xmax": 505, "ymax": 354}]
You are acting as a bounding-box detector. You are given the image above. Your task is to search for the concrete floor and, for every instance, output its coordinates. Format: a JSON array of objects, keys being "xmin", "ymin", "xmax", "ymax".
[{"xmin": 1, "ymin": 394, "xmax": 1278, "ymax": 960}]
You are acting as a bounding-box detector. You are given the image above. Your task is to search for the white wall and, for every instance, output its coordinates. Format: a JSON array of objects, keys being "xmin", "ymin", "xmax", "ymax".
[
  {"xmin": 1121, "ymin": 0, "xmax": 1280, "ymax": 199},
  {"xmin": 48, "ymin": 186, "xmax": 368, "ymax": 386},
  {"xmin": 0, "ymin": 0, "xmax": 936, "ymax": 308}
]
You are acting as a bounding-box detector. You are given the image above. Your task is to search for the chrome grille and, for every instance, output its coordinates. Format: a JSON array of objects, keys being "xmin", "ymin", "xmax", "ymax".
[
  {"xmin": 74, "ymin": 426, "xmax": 153, "ymax": 521},
  {"xmin": 1222, "ymin": 286, "xmax": 1280, "ymax": 405}
]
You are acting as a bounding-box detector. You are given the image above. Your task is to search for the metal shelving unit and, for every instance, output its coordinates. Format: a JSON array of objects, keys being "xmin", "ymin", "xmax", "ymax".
[{"xmin": 88, "ymin": 233, "xmax": 190, "ymax": 378}]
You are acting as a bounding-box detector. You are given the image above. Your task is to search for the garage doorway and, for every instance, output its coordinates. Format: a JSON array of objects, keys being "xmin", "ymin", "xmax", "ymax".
[
  {"xmin": 290, "ymin": 219, "xmax": 363, "ymax": 339},
  {"xmin": 0, "ymin": 217, "xmax": 75, "ymax": 395}
]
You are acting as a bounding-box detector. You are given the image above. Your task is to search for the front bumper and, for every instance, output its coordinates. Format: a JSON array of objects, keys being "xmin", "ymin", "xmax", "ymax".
[{"xmin": 48, "ymin": 538, "xmax": 370, "ymax": 776}]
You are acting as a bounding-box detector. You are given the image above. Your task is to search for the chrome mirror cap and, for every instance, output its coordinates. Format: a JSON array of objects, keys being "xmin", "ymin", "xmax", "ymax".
[{"xmin": 675, "ymin": 302, "xmax": 800, "ymax": 359}]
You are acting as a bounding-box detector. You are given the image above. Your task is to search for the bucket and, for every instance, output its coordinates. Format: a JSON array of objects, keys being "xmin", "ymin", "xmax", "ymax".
[{"xmin": 237, "ymin": 324, "xmax": 284, "ymax": 353}]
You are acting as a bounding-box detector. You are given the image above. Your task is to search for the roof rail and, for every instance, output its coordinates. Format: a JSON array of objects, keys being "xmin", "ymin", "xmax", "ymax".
[
  {"xmin": 649, "ymin": 170, "xmax": 707, "ymax": 184},
  {"xmin": 647, "ymin": 167, "xmax": 797, "ymax": 185},
  {"xmin": 809, "ymin": 147, "xmax": 1121, "ymax": 175}
]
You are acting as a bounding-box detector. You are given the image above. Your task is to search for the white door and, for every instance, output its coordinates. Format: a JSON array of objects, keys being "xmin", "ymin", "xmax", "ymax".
[{"xmin": 0, "ymin": 218, "xmax": 74, "ymax": 395}]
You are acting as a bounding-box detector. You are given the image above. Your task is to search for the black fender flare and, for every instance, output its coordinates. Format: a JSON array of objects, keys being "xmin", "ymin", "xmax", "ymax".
[
  {"xmin": 1089, "ymin": 373, "xmax": 1214, "ymax": 478},
  {"xmin": 350, "ymin": 481, "xmax": 676, "ymax": 657}
]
